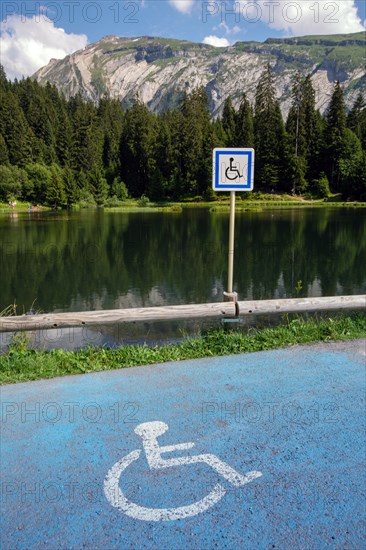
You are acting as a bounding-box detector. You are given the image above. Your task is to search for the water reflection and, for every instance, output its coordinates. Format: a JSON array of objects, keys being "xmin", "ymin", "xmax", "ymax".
[{"xmin": 0, "ymin": 207, "xmax": 365, "ymax": 315}]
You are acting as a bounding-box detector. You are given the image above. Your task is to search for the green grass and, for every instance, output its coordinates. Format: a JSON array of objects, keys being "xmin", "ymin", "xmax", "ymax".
[
  {"xmin": 0, "ymin": 201, "xmax": 49, "ymax": 212},
  {"xmin": 234, "ymin": 32, "xmax": 366, "ymax": 72},
  {"xmin": 210, "ymin": 201, "xmax": 366, "ymax": 213},
  {"xmin": 327, "ymin": 45, "xmax": 366, "ymax": 71},
  {"xmin": 1, "ymin": 314, "xmax": 365, "ymax": 385},
  {"xmin": 1, "ymin": 197, "xmax": 365, "ymax": 216},
  {"xmin": 103, "ymin": 198, "xmax": 183, "ymax": 212},
  {"xmin": 90, "ymin": 55, "xmax": 107, "ymax": 95},
  {"xmin": 284, "ymin": 32, "xmax": 365, "ymax": 44},
  {"xmin": 153, "ymin": 58, "xmax": 179, "ymax": 69}
]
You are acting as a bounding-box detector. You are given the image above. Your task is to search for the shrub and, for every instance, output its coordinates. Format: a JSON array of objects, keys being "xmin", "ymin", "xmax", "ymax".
[
  {"xmin": 202, "ymin": 186, "xmax": 216, "ymax": 201},
  {"xmin": 111, "ymin": 177, "xmax": 129, "ymax": 200},
  {"xmin": 311, "ymin": 173, "xmax": 331, "ymax": 198},
  {"xmin": 0, "ymin": 165, "xmax": 27, "ymax": 201},
  {"xmin": 25, "ymin": 163, "xmax": 52, "ymax": 203},
  {"xmin": 78, "ymin": 189, "xmax": 96, "ymax": 208},
  {"xmin": 105, "ymin": 195, "xmax": 125, "ymax": 207},
  {"xmin": 138, "ymin": 194, "xmax": 150, "ymax": 207}
]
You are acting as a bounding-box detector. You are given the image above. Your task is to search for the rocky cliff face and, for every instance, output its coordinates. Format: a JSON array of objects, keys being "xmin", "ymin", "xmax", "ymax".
[{"xmin": 33, "ymin": 33, "xmax": 366, "ymax": 117}]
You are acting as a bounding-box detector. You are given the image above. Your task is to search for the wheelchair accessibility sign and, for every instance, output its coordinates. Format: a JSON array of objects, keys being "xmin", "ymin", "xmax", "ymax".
[
  {"xmin": 213, "ymin": 148, "xmax": 255, "ymax": 191},
  {"xmin": 104, "ymin": 421, "xmax": 262, "ymax": 522}
]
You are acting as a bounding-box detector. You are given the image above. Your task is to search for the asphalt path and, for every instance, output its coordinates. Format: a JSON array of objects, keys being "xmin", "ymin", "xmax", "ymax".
[{"xmin": 1, "ymin": 340, "xmax": 365, "ymax": 549}]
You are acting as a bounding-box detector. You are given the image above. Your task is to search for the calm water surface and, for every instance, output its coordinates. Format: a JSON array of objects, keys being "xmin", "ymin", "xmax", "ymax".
[
  {"xmin": 1, "ymin": 207, "xmax": 365, "ymax": 315},
  {"xmin": 0, "ymin": 209, "xmax": 366, "ymax": 349}
]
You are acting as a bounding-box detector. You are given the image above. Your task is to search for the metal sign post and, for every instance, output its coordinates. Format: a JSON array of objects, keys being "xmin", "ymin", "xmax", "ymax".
[
  {"xmin": 227, "ymin": 191, "xmax": 236, "ymax": 296},
  {"xmin": 212, "ymin": 148, "xmax": 255, "ymax": 303}
]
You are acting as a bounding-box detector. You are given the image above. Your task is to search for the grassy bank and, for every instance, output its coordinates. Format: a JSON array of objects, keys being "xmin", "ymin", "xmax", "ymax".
[
  {"xmin": 0, "ymin": 201, "xmax": 49, "ymax": 212},
  {"xmin": 2, "ymin": 195, "xmax": 366, "ymax": 215},
  {"xmin": 1, "ymin": 314, "xmax": 365, "ymax": 385},
  {"xmin": 105, "ymin": 194, "xmax": 366, "ymax": 212}
]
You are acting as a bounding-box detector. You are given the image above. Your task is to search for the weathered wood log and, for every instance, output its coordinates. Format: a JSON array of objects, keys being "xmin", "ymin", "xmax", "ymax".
[
  {"xmin": 0, "ymin": 295, "xmax": 364, "ymax": 333},
  {"xmin": 0, "ymin": 302, "xmax": 234, "ymax": 332},
  {"xmin": 237, "ymin": 295, "xmax": 366, "ymax": 315}
]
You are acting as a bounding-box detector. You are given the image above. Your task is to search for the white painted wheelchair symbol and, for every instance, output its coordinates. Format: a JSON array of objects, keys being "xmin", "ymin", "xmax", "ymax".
[{"xmin": 104, "ymin": 421, "xmax": 262, "ymax": 522}]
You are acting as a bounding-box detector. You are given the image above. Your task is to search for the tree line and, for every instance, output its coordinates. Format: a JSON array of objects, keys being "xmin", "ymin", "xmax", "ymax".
[{"xmin": 0, "ymin": 63, "xmax": 365, "ymax": 205}]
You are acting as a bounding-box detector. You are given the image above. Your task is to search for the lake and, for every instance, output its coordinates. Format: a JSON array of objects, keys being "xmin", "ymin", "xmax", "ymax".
[{"xmin": 0, "ymin": 207, "xmax": 365, "ymax": 347}]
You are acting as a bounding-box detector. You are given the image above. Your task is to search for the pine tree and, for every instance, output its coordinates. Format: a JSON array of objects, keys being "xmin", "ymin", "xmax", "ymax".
[
  {"xmin": 285, "ymin": 73, "xmax": 321, "ymax": 192},
  {"xmin": 302, "ymin": 76, "xmax": 323, "ymax": 182},
  {"xmin": 221, "ymin": 97, "xmax": 236, "ymax": 146},
  {"xmin": 179, "ymin": 87, "xmax": 213, "ymax": 196},
  {"xmin": 98, "ymin": 97, "xmax": 125, "ymax": 183},
  {"xmin": 88, "ymin": 164, "xmax": 109, "ymax": 205},
  {"xmin": 355, "ymin": 151, "xmax": 366, "ymax": 200},
  {"xmin": 0, "ymin": 64, "xmax": 9, "ymax": 92},
  {"xmin": 151, "ymin": 115, "xmax": 174, "ymax": 200},
  {"xmin": 338, "ymin": 129, "xmax": 363, "ymax": 198},
  {"xmin": 152, "ymin": 109, "xmax": 185, "ymax": 199},
  {"xmin": 56, "ymin": 106, "xmax": 73, "ymax": 166},
  {"xmin": 46, "ymin": 164, "xmax": 67, "ymax": 206},
  {"xmin": 14, "ymin": 78, "xmax": 59, "ymax": 163},
  {"xmin": 286, "ymin": 73, "xmax": 307, "ymax": 159},
  {"xmin": 235, "ymin": 93, "xmax": 254, "ymax": 148},
  {"xmin": 0, "ymin": 133, "xmax": 9, "ymax": 164},
  {"xmin": 347, "ymin": 93, "xmax": 366, "ymax": 150},
  {"xmin": 254, "ymin": 64, "xmax": 286, "ymax": 190},
  {"xmin": 120, "ymin": 99, "xmax": 157, "ymax": 197},
  {"xmin": 163, "ymin": 109, "xmax": 186, "ymax": 197},
  {"xmin": 0, "ymin": 89, "xmax": 34, "ymax": 166},
  {"xmin": 62, "ymin": 164, "xmax": 79, "ymax": 205},
  {"xmin": 148, "ymin": 167, "xmax": 167, "ymax": 201},
  {"xmin": 323, "ymin": 81, "xmax": 347, "ymax": 191},
  {"xmin": 211, "ymin": 119, "xmax": 227, "ymax": 148},
  {"xmin": 69, "ymin": 95, "xmax": 103, "ymax": 172}
]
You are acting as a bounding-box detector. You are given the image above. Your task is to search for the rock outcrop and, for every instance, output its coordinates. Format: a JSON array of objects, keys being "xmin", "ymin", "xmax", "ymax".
[{"xmin": 33, "ymin": 32, "xmax": 366, "ymax": 117}]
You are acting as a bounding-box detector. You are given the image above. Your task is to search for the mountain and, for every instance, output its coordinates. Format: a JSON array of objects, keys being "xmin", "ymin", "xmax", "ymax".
[{"xmin": 33, "ymin": 32, "xmax": 366, "ymax": 117}]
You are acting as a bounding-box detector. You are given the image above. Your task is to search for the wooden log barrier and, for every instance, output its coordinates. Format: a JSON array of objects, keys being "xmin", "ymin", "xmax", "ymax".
[
  {"xmin": 237, "ymin": 295, "xmax": 366, "ymax": 316},
  {"xmin": 0, "ymin": 295, "xmax": 364, "ymax": 333}
]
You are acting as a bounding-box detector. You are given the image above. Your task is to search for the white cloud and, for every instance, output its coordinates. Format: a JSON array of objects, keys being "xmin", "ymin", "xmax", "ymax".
[
  {"xmin": 0, "ymin": 15, "xmax": 88, "ymax": 80},
  {"xmin": 219, "ymin": 21, "xmax": 241, "ymax": 35},
  {"xmin": 236, "ymin": 0, "xmax": 365, "ymax": 35},
  {"xmin": 169, "ymin": 0, "xmax": 195, "ymax": 14},
  {"xmin": 203, "ymin": 35, "xmax": 230, "ymax": 47}
]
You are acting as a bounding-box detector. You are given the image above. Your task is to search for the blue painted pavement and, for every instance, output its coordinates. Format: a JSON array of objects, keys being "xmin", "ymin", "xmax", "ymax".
[{"xmin": 1, "ymin": 340, "xmax": 365, "ymax": 549}]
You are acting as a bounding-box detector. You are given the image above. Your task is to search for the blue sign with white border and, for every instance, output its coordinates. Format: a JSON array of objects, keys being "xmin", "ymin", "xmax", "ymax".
[{"xmin": 213, "ymin": 148, "xmax": 255, "ymax": 191}]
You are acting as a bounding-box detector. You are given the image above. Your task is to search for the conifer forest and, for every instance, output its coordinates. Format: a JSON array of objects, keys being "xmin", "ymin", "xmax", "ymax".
[{"xmin": 1, "ymin": 63, "xmax": 365, "ymax": 206}]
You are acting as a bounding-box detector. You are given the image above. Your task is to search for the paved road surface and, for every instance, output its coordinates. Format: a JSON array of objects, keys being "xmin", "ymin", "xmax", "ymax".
[{"xmin": 1, "ymin": 340, "xmax": 365, "ymax": 549}]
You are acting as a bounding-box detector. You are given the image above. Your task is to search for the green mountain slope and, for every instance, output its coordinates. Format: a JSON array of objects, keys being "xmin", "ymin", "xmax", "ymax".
[{"xmin": 34, "ymin": 32, "xmax": 366, "ymax": 116}]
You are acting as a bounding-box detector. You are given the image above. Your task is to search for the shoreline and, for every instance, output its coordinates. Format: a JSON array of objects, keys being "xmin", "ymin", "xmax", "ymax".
[
  {"xmin": 1, "ymin": 196, "xmax": 366, "ymax": 214},
  {"xmin": 1, "ymin": 313, "xmax": 365, "ymax": 385}
]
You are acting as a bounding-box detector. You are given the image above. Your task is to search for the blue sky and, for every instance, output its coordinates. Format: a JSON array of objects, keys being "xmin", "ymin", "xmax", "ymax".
[{"xmin": 1, "ymin": 1, "xmax": 365, "ymax": 79}]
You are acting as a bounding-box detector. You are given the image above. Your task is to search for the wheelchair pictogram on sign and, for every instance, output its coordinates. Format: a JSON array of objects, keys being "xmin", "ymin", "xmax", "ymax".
[
  {"xmin": 213, "ymin": 148, "xmax": 255, "ymax": 191},
  {"xmin": 104, "ymin": 420, "xmax": 262, "ymax": 522}
]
